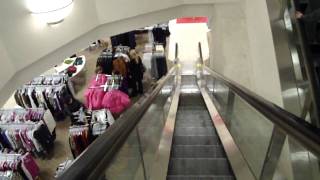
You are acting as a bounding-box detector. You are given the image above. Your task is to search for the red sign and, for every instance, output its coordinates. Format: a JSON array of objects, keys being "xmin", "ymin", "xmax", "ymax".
[{"xmin": 176, "ymin": 17, "xmax": 208, "ymax": 24}]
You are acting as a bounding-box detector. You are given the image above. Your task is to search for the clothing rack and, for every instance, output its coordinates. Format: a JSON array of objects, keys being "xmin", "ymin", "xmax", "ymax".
[
  {"xmin": 0, "ymin": 152, "xmax": 40, "ymax": 180},
  {"xmin": 69, "ymin": 125, "xmax": 90, "ymax": 158},
  {"xmin": 90, "ymin": 109, "xmax": 115, "ymax": 136},
  {"xmin": 91, "ymin": 74, "xmax": 123, "ymax": 92},
  {"xmin": 0, "ymin": 120, "xmax": 54, "ymax": 156},
  {"xmin": 0, "ymin": 108, "xmax": 45, "ymax": 121},
  {"xmin": 69, "ymin": 109, "xmax": 115, "ymax": 158},
  {"xmin": 115, "ymin": 45, "xmax": 130, "ymax": 54},
  {"xmin": 0, "ymin": 122, "xmax": 37, "ymax": 129},
  {"xmin": 0, "ymin": 153, "xmax": 21, "ymax": 161},
  {"xmin": 69, "ymin": 124, "xmax": 89, "ymax": 132},
  {"xmin": 28, "ymin": 74, "xmax": 68, "ymax": 86},
  {"xmin": 15, "ymin": 81, "xmax": 72, "ymax": 121},
  {"xmin": 22, "ymin": 84, "xmax": 66, "ymax": 88},
  {"xmin": 0, "ymin": 108, "xmax": 56, "ymax": 136}
]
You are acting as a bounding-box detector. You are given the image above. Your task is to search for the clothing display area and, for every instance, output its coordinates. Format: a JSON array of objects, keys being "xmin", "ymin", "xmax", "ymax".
[
  {"xmin": 0, "ymin": 23, "xmax": 170, "ymax": 179},
  {"xmin": 0, "ymin": 108, "xmax": 55, "ymax": 157},
  {"xmin": 69, "ymin": 109, "xmax": 115, "ymax": 158},
  {"xmin": 14, "ymin": 74, "xmax": 73, "ymax": 121},
  {"xmin": 84, "ymin": 74, "xmax": 130, "ymax": 112},
  {"xmin": 0, "ymin": 152, "xmax": 39, "ymax": 180}
]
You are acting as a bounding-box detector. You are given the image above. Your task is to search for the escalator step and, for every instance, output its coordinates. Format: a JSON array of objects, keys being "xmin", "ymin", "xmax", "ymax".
[
  {"xmin": 171, "ymin": 145, "xmax": 226, "ymax": 158},
  {"xmin": 174, "ymin": 127, "xmax": 217, "ymax": 136},
  {"xmin": 173, "ymin": 135, "xmax": 221, "ymax": 145},
  {"xmin": 175, "ymin": 118, "xmax": 213, "ymax": 127},
  {"xmin": 167, "ymin": 175, "xmax": 235, "ymax": 180},
  {"xmin": 167, "ymin": 158, "xmax": 232, "ymax": 176},
  {"xmin": 176, "ymin": 110, "xmax": 211, "ymax": 122}
]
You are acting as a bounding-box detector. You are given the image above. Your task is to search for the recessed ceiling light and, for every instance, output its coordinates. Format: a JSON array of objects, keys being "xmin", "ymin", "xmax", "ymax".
[{"xmin": 26, "ymin": 0, "xmax": 74, "ymax": 25}]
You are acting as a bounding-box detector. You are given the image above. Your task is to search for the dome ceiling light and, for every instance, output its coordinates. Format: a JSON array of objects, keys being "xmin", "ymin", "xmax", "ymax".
[{"xmin": 26, "ymin": 0, "xmax": 74, "ymax": 25}]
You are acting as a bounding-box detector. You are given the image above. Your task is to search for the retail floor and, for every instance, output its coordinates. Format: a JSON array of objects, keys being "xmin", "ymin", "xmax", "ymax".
[
  {"xmin": 36, "ymin": 45, "xmax": 158, "ymax": 179},
  {"xmin": 35, "ymin": 46, "xmax": 145, "ymax": 178},
  {"xmin": 36, "ymin": 47, "xmax": 105, "ymax": 179},
  {"xmin": 1, "ymin": 32, "xmax": 168, "ymax": 178}
]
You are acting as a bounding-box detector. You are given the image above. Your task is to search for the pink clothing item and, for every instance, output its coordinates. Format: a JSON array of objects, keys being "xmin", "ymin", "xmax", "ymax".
[
  {"xmin": 91, "ymin": 89, "xmax": 105, "ymax": 110},
  {"xmin": 21, "ymin": 153, "xmax": 39, "ymax": 180},
  {"xmin": 84, "ymin": 75, "xmax": 108, "ymax": 109},
  {"xmin": 102, "ymin": 90, "xmax": 131, "ymax": 114}
]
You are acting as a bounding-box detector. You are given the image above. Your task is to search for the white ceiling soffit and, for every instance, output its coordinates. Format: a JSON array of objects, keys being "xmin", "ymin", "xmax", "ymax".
[
  {"xmin": 0, "ymin": 4, "xmax": 213, "ymax": 106},
  {"xmin": 182, "ymin": 0, "xmax": 240, "ymax": 4}
]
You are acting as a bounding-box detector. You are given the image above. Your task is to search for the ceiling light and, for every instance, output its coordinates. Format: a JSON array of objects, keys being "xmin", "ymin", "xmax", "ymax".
[{"xmin": 27, "ymin": 0, "xmax": 74, "ymax": 24}]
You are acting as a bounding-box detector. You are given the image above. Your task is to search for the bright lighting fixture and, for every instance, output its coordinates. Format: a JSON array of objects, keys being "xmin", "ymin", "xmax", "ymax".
[{"xmin": 27, "ymin": 0, "xmax": 74, "ymax": 24}]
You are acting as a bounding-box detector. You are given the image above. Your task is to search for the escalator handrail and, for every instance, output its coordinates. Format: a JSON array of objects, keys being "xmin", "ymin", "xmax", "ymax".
[
  {"xmin": 203, "ymin": 66, "xmax": 320, "ymax": 156},
  {"xmin": 58, "ymin": 66, "xmax": 177, "ymax": 180}
]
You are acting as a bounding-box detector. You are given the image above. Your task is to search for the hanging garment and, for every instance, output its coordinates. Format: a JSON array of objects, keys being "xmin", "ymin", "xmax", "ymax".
[
  {"xmin": 15, "ymin": 74, "xmax": 73, "ymax": 121},
  {"xmin": 0, "ymin": 110, "xmax": 54, "ymax": 156},
  {"xmin": 102, "ymin": 90, "xmax": 131, "ymax": 114},
  {"xmin": 129, "ymin": 57, "xmax": 144, "ymax": 81},
  {"xmin": 33, "ymin": 124, "xmax": 54, "ymax": 152},
  {"xmin": 69, "ymin": 126, "xmax": 90, "ymax": 158},
  {"xmin": 0, "ymin": 152, "xmax": 39, "ymax": 180},
  {"xmin": 84, "ymin": 75, "xmax": 123, "ymax": 110},
  {"xmin": 21, "ymin": 153, "xmax": 39, "ymax": 180},
  {"xmin": 96, "ymin": 53, "xmax": 113, "ymax": 74},
  {"xmin": 151, "ymin": 53, "xmax": 167, "ymax": 79}
]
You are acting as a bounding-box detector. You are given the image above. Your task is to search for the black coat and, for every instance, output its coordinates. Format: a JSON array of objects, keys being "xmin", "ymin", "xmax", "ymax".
[{"xmin": 129, "ymin": 58, "xmax": 144, "ymax": 80}]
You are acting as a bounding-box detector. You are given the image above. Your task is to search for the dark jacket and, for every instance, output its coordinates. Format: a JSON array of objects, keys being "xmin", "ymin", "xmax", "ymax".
[
  {"xmin": 129, "ymin": 57, "xmax": 144, "ymax": 80},
  {"xmin": 308, "ymin": 0, "xmax": 320, "ymax": 11},
  {"xmin": 302, "ymin": 9, "xmax": 320, "ymax": 22}
]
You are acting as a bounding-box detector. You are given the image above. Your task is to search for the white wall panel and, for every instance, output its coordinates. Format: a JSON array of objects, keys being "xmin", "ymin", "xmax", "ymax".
[{"xmin": 0, "ymin": 37, "xmax": 14, "ymax": 90}]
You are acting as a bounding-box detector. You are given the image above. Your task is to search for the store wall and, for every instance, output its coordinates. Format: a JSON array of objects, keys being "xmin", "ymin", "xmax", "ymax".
[
  {"xmin": 208, "ymin": 0, "xmax": 283, "ymax": 107},
  {"xmin": 244, "ymin": 0, "xmax": 283, "ymax": 107},
  {"xmin": 0, "ymin": 37, "xmax": 14, "ymax": 90},
  {"xmin": 208, "ymin": 1, "xmax": 294, "ymax": 179},
  {"xmin": 208, "ymin": 2, "xmax": 254, "ymax": 93}
]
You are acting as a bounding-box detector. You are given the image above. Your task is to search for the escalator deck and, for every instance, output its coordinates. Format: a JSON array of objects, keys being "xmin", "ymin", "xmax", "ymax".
[{"xmin": 167, "ymin": 76, "xmax": 235, "ymax": 180}]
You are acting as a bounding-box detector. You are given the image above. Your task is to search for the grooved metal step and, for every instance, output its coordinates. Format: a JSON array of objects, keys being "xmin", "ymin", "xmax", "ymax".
[
  {"xmin": 167, "ymin": 158, "xmax": 232, "ymax": 176},
  {"xmin": 167, "ymin": 175, "xmax": 235, "ymax": 180},
  {"xmin": 171, "ymin": 145, "xmax": 225, "ymax": 158},
  {"xmin": 174, "ymin": 127, "xmax": 217, "ymax": 136},
  {"xmin": 173, "ymin": 135, "xmax": 221, "ymax": 145},
  {"xmin": 176, "ymin": 110, "xmax": 211, "ymax": 121},
  {"xmin": 167, "ymin": 76, "xmax": 234, "ymax": 179},
  {"xmin": 175, "ymin": 118, "xmax": 213, "ymax": 127}
]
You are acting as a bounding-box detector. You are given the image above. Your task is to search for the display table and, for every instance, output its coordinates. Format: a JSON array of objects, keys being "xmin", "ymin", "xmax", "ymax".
[
  {"xmin": 54, "ymin": 55, "xmax": 87, "ymax": 95},
  {"xmin": 54, "ymin": 55, "xmax": 86, "ymax": 77}
]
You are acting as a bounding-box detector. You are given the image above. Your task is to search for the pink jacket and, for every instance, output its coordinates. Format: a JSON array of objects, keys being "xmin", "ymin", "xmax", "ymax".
[
  {"xmin": 102, "ymin": 90, "xmax": 130, "ymax": 114},
  {"xmin": 85, "ymin": 88, "xmax": 105, "ymax": 110},
  {"xmin": 84, "ymin": 75, "xmax": 108, "ymax": 109}
]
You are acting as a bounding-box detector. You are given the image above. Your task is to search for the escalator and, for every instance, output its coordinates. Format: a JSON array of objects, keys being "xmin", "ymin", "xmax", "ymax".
[
  {"xmin": 58, "ymin": 62, "xmax": 320, "ymax": 180},
  {"xmin": 167, "ymin": 76, "xmax": 234, "ymax": 180}
]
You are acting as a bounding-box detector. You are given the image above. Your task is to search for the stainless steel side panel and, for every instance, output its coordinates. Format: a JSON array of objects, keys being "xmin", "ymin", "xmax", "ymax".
[
  {"xmin": 149, "ymin": 71, "xmax": 182, "ymax": 180},
  {"xmin": 198, "ymin": 79, "xmax": 256, "ymax": 180}
]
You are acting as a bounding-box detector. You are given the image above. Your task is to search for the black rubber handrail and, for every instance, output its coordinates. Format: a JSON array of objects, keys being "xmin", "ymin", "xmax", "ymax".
[
  {"xmin": 197, "ymin": 40, "xmax": 320, "ymax": 156},
  {"xmin": 203, "ymin": 66, "xmax": 320, "ymax": 157}
]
